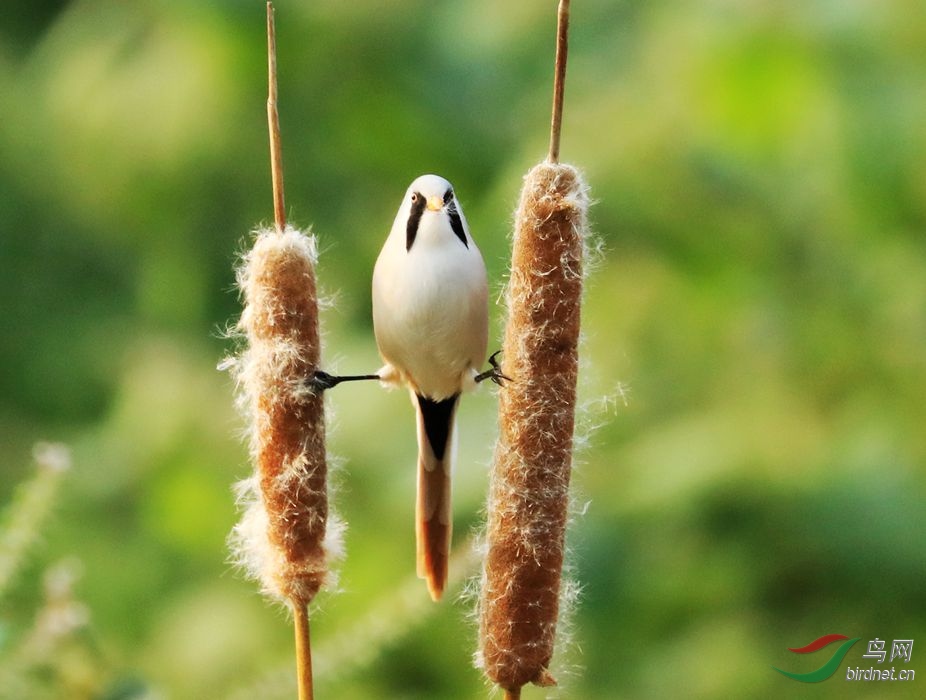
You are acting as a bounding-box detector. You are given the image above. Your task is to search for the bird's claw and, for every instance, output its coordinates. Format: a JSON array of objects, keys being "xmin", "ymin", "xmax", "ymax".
[
  {"xmin": 475, "ymin": 350, "xmax": 511, "ymax": 386},
  {"xmin": 309, "ymin": 370, "xmax": 339, "ymax": 392}
]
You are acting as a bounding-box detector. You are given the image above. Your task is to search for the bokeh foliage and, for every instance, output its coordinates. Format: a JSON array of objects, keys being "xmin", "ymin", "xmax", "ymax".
[{"xmin": 1, "ymin": 0, "xmax": 924, "ymax": 698}]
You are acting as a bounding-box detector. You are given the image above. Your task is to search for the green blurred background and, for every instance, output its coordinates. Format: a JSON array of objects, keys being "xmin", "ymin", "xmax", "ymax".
[{"xmin": 1, "ymin": 0, "xmax": 924, "ymax": 698}]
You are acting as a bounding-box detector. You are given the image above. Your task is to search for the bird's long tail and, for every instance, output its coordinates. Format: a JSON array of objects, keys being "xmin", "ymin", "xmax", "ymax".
[{"xmin": 414, "ymin": 393, "xmax": 458, "ymax": 601}]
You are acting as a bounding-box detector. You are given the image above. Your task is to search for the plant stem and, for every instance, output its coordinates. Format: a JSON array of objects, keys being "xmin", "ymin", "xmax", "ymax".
[
  {"xmin": 547, "ymin": 0, "xmax": 571, "ymax": 164},
  {"xmin": 293, "ymin": 600, "xmax": 314, "ymax": 700},
  {"xmin": 267, "ymin": 1, "xmax": 286, "ymax": 233},
  {"xmin": 268, "ymin": 4, "xmax": 314, "ymax": 696},
  {"xmin": 503, "ymin": 688, "xmax": 522, "ymax": 700}
]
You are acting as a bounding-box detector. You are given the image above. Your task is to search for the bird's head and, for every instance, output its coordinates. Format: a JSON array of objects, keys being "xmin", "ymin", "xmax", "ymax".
[
  {"xmin": 401, "ymin": 174, "xmax": 469, "ymax": 251},
  {"xmin": 405, "ymin": 174, "xmax": 455, "ymax": 210}
]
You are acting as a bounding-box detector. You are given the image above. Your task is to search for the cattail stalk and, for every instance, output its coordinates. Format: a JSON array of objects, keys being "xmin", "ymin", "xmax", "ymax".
[
  {"xmin": 227, "ymin": 5, "xmax": 336, "ymax": 700},
  {"xmin": 267, "ymin": 0, "xmax": 285, "ymax": 234},
  {"xmin": 548, "ymin": 0, "xmax": 570, "ymax": 165},
  {"xmin": 478, "ymin": 0, "xmax": 590, "ymax": 694}
]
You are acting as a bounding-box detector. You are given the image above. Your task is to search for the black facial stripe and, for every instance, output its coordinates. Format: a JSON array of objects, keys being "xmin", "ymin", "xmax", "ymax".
[
  {"xmin": 443, "ymin": 187, "xmax": 454, "ymax": 205},
  {"xmin": 447, "ymin": 205, "xmax": 468, "ymax": 248},
  {"xmin": 406, "ymin": 191, "xmax": 426, "ymax": 251}
]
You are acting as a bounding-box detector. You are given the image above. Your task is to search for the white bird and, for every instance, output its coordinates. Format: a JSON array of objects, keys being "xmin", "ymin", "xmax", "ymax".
[{"xmin": 372, "ymin": 173, "xmax": 497, "ymax": 601}]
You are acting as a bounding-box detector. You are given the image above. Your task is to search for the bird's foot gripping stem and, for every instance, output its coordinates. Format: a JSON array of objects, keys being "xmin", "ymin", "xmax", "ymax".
[
  {"xmin": 475, "ymin": 350, "xmax": 511, "ymax": 386},
  {"xmin": 309, "ymin": 371, "xmax": 380, "ymax": 392}
]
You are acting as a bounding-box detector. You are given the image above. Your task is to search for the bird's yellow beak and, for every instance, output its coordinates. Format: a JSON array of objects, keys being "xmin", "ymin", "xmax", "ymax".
[{"xmin": 426, "ymin": 195, "xmax": 444, "ymax": 212}]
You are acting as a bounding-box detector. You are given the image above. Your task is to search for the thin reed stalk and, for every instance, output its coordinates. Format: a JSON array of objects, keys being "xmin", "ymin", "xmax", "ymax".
[
  {"xmin": 548, "ymin": 0, "xmax": 570, "ymax": 164},
  {"xmin": 293, "ymin": 603, "xmax": 314, "ymax": 700},
  {"xmin": 267, "ymin": 1, "xmax": 285, "ymax": 233}
]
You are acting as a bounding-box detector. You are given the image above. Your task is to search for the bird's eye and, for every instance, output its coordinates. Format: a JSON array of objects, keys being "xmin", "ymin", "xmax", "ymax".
[
  {"xmin": 443, "ymin": 188, "xmax": 454, "ymax": 205},
  {"xmin": 410, "ymin": 193, "xmax": 419, "ymax": 203}
]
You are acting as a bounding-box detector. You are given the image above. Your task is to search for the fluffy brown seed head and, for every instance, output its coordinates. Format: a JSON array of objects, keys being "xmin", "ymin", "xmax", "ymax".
[
  {"xmin": 230, "ymin": 226, "xmax": 335, "ymax": 606},
  {"xmin": 478, "ymin": 163, "xmax": 588, "ymax": 692}
]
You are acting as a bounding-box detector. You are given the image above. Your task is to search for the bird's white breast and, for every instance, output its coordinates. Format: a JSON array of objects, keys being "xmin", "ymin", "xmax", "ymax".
[{"xmin": 372, "ymin": 211, "xmax": 488, "ymax": 400}]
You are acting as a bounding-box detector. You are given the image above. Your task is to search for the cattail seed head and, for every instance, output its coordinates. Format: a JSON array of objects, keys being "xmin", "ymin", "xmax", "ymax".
[
  {"xmin": 478, "ymin": 162, "xmax": 589, "ymax": 691},
  {"xmin": 227, "ymin": 226, "xmax": 341, "ymax": 606}
]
